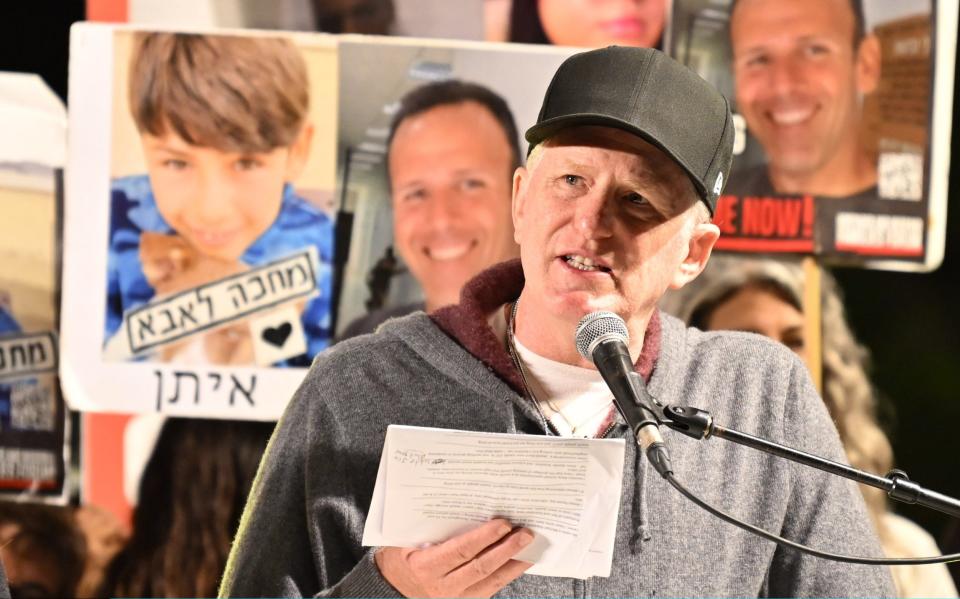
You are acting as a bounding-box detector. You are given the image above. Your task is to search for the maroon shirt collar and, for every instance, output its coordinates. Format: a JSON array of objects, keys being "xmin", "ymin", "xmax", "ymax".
[{"xmin": 429, "ymin": 259, "xmax": 662, "ymax": 395}]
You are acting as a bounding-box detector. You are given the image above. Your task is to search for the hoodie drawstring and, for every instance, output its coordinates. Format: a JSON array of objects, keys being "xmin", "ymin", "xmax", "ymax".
[{"xmin": 629, "ymin": 446, "xmax": 652, "ymax": 553}]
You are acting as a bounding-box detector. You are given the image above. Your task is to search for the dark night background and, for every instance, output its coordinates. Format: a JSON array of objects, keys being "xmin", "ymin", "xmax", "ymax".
[{"xmin": 1, "ymin": 0, "xmax": 958, "ymax": 553}]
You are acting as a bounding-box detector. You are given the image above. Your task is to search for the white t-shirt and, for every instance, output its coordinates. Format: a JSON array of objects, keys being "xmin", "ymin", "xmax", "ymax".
[{"xmin": 513, "ymin": 335, "xmax": 615, "ymax": 438}]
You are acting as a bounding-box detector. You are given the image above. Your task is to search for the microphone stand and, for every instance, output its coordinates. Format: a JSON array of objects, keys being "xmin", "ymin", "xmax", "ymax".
[
  {"xmin": 578, "ymin": 311, "xmax": 959, "ymax": 563},
  {"xmin": 656, "ymin": 403, "xmax": 960, "ymax": 519}
]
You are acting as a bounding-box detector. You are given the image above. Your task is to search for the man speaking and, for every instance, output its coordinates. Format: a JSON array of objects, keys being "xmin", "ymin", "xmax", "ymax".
[{"xmin": 221, "ymin": 47, "xmax": 893, "ymax": 597}]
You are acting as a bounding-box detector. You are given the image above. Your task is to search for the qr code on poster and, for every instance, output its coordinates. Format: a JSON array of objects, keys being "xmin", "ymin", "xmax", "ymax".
[
  {"xmin": 10, "ymin": 379, "xmax": 54, "ymax": 430},
  {"xmin": 878, "ymin": 152, "xmax": 923, "ymax": 201}
]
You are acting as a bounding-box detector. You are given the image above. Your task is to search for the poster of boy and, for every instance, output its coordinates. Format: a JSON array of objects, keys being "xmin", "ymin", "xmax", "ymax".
[
  {"xmin": 62, "ymin": 25, "xmax": 338, "ymax": 418},
  {"xmin": 104, "ymin": 31, "xmax": 335, "ymax": 367}
]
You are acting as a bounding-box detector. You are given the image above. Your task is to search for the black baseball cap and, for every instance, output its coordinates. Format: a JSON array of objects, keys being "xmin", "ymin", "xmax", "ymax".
[{"xmin": 525, "ymin": 46, "xmax": 734, "ymax": 213}]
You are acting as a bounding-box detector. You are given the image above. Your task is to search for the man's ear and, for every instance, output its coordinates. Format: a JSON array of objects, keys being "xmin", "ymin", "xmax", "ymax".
[
  {"xmin": 855, "ymin": 34, "xmax": 882, "ymax": 95},
  {"xmin": 511, "ymin": 165, "xmax": 529, "ymax": 245},
  {"xmin": 670, "ymin": 222, "xmax": 720, "ymax": 290},
  {"xmin": 284, "ymin": 122, "xmax": 315, "ymax": 182}
]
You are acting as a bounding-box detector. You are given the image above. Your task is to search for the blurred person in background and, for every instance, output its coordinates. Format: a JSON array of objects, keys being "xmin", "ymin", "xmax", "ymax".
[
  {"xmin": 509, "ymin": 0, "xmax": 666, "ymax": 48},
  {"xmin": 1, "ymin": 559, "xmax": 7, "ymax": 599},
  {"xmin": 485, "ymin": 0, "xmax": 513, "ymax": 41},
  {"xmin": 312, "ymin": 0, "xmax": 395, "ymax": 34},
  {"xmin": 0, "ymin": 502, "xmax": 86, "ymax": 599},
  {"xmin": 662, "ymin": 255, "xmax": 957, "ymax": 598},
  {"xmin": 73, "ymin": 504, "xmax": 128, "ymax": 598},
  {"xmin": 942, "ymin": 520, "xmax": 960, "ymax": 589},
  {"xmin": 98, "ymin": 418, "xmax": 273, "ymax": 598},
  {"xmin": 339, "ymin": 79, "xmax": 521, "ymax": 338}
]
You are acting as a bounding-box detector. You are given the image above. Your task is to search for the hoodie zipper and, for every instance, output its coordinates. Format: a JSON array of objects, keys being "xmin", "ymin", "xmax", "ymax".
[{"xmin": 597, "ymin": 421, "xmax": 617, "ymax": 439}]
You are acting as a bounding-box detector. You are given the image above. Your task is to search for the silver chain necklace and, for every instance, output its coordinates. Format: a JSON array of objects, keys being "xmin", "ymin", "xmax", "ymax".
[
  {"xmin": 506, "ymin": 301, "xmax": 614, "ymax": 437},
  {"xmin": 505, "ymin": 300, "xmax": 556, "ymax": 435}
]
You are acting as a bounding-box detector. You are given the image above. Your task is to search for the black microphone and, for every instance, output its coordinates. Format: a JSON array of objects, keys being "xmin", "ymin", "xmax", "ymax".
[{"xmin": 575, "ymin": 311, "xmax": 672, "ymax": 476}]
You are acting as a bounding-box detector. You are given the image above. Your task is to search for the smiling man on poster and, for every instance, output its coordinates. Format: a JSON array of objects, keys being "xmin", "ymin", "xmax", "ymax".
[
  {"xmin": 727, "ymin": 0, "xmax": 881, "ymax": 200},
  {"xmin": 339, "ymin": 80, "xmax": 521, "ymax": 338}
]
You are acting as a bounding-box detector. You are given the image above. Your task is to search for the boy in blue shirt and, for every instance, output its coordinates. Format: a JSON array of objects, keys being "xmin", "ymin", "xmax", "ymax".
[
  {"xmin": 0, "ymin": 304, "xmax": 18, "ymax": 336},
  {"xmin": 105, "ymin": 32, "xmax": 333, "ymax": 366}
]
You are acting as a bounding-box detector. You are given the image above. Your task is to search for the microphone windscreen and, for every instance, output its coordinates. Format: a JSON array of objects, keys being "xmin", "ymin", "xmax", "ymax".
[{"xmin": 574, "ymin": 311, "xmax": 629, "ymax": 361}]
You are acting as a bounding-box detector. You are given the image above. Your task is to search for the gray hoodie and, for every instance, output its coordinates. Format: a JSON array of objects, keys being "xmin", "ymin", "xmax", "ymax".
[{"xmin": 221, "ymin": 261, "xmax": 894, "ymax": 598}]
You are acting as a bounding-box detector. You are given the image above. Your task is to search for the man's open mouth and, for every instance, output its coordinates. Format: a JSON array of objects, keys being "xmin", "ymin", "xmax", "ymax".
[{"xmin": 563, "ymin": 254, "xmax": 611, "ymax": 272}]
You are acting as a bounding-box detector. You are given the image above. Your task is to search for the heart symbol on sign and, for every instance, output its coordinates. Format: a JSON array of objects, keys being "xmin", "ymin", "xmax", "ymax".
[{"xmin": 262, "ymin": 322, "xmax": 292, "ymax": 348}]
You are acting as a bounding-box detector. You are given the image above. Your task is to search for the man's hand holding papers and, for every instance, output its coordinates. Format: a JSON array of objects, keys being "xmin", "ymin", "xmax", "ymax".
[{"xmin": 363, "ymin": 425, "xmax": 627, "ymax": 585}]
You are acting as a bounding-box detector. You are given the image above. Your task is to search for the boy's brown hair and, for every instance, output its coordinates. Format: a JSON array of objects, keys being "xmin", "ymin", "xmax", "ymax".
[{"xmin": 128, "ymin": 32, "xmax": 309, "ymax": 153}]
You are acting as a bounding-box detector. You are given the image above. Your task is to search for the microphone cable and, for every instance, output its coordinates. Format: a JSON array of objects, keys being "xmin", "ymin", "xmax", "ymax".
[{"xmin": 659, "ymin": 467, "xmax": 960, "ymax": 566}]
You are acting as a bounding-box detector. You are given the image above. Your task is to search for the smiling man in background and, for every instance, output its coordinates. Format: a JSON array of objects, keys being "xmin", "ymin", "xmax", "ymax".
[
  {"xmin": 727, "ymin": 0, "xmax": 881, "ymax": 199},
  {"xmin": 340, "ymin": 80, "xmax": 521, "ymax": 337}
]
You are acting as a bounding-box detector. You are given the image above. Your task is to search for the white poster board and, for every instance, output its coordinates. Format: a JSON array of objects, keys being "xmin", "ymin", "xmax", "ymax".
[{"xmin": 63, "ymin": 24, "xmax": 338, "ymax": 419}]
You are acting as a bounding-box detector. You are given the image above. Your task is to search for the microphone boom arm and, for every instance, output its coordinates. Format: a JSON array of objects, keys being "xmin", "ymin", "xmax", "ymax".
[
  {"xmin": 660, "ymin": 402, "xmax": 960, "ymax": 519},
  {"xmin": 575, "ymin": 311, "xmax": 959, "ymax": 563}
]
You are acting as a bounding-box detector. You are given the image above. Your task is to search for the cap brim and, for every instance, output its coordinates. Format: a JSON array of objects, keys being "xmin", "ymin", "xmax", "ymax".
[{"xmin": 524, "ymin": 113, "xmax": 708, "ymax": 204}]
